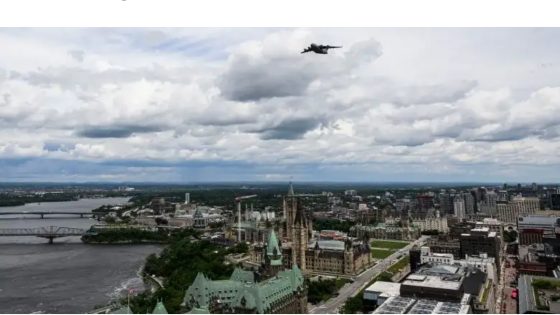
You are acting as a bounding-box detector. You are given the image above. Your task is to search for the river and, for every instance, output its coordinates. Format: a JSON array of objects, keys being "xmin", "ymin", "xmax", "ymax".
[{"xmin": 0, "ymin": 198, "xmax": 162, "ymax": 314}]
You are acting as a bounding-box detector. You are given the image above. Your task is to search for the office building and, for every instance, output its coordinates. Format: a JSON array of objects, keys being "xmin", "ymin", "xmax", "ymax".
[
  {"xmin": 454, "ymin": 196, "xmax": 466, "ymax": 221},
  {"xmin": 497, "ymin": 196, "xmax": 540, "ymax": 224},
  {"xmin": 426, "ymin": 235, "xmax": 461, "ymax": 259},
  {"xmin": 517, "ymin": 215, "xmax": 560, "ymax": 245},
  {"xmin": 460, "ymin": 227, "xmax": 501, "ymax": 263}
]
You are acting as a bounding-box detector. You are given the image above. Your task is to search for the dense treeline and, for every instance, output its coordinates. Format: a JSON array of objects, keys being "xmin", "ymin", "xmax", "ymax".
[
  {"xmin": 0, "ymin": 191, "xmax": 132, "ymax": 207},
  {"xmin": 341, "ymin": 271, "xmax": 393, "ymax": 313},
  {"xmin": 313, "ymin": 219, "xmax": 355, "ymax": 233},
  {"xmin": 127, "ymin": 229, "xmax": 247, "ymax": 313},
  {"xmin": 0, "ymin": 192, "xmax": 78, "ymax": 207},
  {"xmin": 81, "ymin": 228, "xmax": 173, "ymax": 244},
  {"xmin": 307, "ymin": 278, "xmax": 349, "ymax": 304}
]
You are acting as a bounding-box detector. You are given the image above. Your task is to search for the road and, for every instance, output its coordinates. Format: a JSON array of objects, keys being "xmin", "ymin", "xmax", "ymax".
[
  {"xmin": 309, "ymin": 235, "xmax": 430, "ymax": 314},
  {"xmin": 501, "ymin": 257, "xmax": 518, "ymax": 314}
]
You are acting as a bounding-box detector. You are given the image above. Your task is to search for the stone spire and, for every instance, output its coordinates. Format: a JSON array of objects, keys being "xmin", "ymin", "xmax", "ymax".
[{"xmin": 288, "ymin": 181, "xmax": 295, "ymax": 196}]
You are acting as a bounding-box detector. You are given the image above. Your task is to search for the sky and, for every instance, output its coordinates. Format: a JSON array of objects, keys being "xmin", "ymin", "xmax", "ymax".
[{"xmin": 1, "ymin": 28, "xmax": 560, "ymax": 183}]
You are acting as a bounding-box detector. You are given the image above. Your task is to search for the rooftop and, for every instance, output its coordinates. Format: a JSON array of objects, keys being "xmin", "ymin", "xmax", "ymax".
[
  {"xmin": 518, "ymin": 215, "xmax": 560, "ymax": 226},
  {"xmin": 401, "ymin": 263, "xmax": 465, "ymax": 290},
  {"xmin": 373, "ymin": 295, "xmax": 470, "ymax": 314},
  {"xmin": 402, "ymin": 274, "xmax": 462, "ymax": 291},
  {"xmin": 365, "ymin": 281, "xmax": 401, "ymax": 297},
  {"xmin": 308, "ymin": 240, "xmax": 345, "ymax": 251}
]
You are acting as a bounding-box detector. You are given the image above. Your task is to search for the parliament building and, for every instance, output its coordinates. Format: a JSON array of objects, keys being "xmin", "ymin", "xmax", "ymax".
[{"xmin": 251, "ymin": 184, "xmax": 373, "ymax": 277}]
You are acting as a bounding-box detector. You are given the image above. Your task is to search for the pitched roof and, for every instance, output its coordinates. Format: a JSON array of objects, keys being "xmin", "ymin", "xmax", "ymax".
[
  {"xmin": 184, "ymin": 264, "xmax": 305, "ymax": 314},
  {"xmin": 152, "ymin": 301, "xmax": 168, "ymax": 314},
  {"xmin": 266, "ymin": 230, "xmax": 281, "ymax": 256},
  {"xmin": 230, "ymin": 267, "xmax": 255, "ymax": 283}
]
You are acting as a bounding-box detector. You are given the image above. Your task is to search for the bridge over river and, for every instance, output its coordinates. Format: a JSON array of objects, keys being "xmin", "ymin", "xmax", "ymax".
[
  {"xmin": 0, "ymin": 226, "xmax": 86, "ymax": 243},
  {"xmin": 0, "ymin": 211, "xmax": 95, "ymax": 219}
]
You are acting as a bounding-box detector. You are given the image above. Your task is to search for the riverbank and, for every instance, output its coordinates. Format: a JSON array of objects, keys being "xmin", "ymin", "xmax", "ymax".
[
  {"xmin": 81, "ymin": 226, "xmax": 187, "ymax": 244},
  {"xmin": 0, "ymin": 194, "xmax": 132, "ymax": 208}
]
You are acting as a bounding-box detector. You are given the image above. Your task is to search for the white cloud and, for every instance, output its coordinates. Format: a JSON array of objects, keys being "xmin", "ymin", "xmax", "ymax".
[{"xmin": 2, "ymin": 28, "xmax": 560, "ymax": 181}]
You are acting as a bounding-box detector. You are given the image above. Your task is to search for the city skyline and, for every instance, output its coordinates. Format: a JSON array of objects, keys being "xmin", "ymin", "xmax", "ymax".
[{"xmin": 2, "ymin": 28, "xmax": 560, "ymax": 182}]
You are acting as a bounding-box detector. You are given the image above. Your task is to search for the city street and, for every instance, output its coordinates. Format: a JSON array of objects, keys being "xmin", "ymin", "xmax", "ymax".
[
  {"xmin": 309, "ymin": 235, "xmax": 430, "ymax": 314},
  {"xmin": 501, "ymin": 257, "xmax": 518, "ymax": 314}
]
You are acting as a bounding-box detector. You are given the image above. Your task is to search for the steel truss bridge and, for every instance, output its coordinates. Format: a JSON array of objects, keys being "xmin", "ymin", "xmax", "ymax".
[
  {"xmin": 0, "ymin": 211, "xmax": 94, "ymax": 219},
  {"xmin": 0, "ymin": 226, "xmax": 86, "ymax": 243}
]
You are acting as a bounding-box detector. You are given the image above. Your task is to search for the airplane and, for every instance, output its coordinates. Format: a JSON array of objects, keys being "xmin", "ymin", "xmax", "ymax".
[{"xmin": 301, "ymin": 43, "xmax": 342, "ymax": 54}]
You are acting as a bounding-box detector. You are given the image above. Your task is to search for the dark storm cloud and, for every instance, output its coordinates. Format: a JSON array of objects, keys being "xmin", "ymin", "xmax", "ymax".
[
  {"xmin": 77, "ymin": 125, "xmax": 162, "ymax": 138},
  {"xmin": 254, "ymin": 118, "xmax": 323, "ymax": 140}
]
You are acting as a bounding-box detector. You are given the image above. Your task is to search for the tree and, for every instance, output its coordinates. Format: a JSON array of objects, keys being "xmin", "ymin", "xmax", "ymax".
[
  {"xmin": 377, "ymin": 271, "xmax": 393, "ymax": 282},
  {"xmin": 503, "ymin": 229, "xmax": 518, "ymax": 243},
  {"xmin": 342, "ymin": 295, "xmax": 363, "ymax": 314}
]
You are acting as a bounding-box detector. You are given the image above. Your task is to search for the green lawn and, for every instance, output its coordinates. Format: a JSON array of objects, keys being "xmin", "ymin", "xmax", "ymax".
[
  {"xmin": 388, "ymin": 256, "xmax": 410, "ymax": 274},
  {"xmin": 371, "ymin": 239, "xmax": 409, "ymax": 250},
  {"xmin": 371, "ymin": 248, "xmax": 393, "ymax": 259}
]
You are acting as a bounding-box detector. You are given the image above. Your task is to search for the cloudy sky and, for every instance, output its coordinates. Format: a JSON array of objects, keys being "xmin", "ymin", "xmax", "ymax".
[{"xmin": 1, "ymin": 28, "xmax": 560, "ymax": 183}]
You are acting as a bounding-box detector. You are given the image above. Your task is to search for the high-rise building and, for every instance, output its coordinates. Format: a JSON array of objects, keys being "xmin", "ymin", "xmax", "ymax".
[
  {"xmin": 463, "ymin": 193, "xmax": 475, "ymax": 215},
  {"xmin": 479, "ymin": 191, "xmax": 497, "ymax": 216},
  {"xmin": 415, "ymin": 195, "xmax": 435, "ymax": 219},
  {"xmin": 184, "ymin": 192, "xmax": 190, "ymax": 204},
  {"xmin": 460, "ymin": 227, "xmax": 501, "ymax": 264},
  {"xmin": 454, "ymin": 196, "xmax": 466, "ymax": 221},
  {"xmin": 439, "ymin": 192, "xmax": 455, "ymax": 216},
  {"xmin": 497, "ymin": 196, "xmax": 540, "ymax": 224},
  {"xmin": 497, "ymin": 190, "xmax": 509, "ymax": 202}
]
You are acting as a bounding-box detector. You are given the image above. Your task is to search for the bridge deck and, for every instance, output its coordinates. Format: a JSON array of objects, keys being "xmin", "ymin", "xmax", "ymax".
[{"xmin": 0, "ymin": 226, "xmax": 86, "ymax": 237}]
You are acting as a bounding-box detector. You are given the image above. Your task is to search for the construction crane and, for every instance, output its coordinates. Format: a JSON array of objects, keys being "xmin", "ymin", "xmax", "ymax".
[{"xmin": 235, "ymin": 194, "xmax": 257, "ymax": 241}]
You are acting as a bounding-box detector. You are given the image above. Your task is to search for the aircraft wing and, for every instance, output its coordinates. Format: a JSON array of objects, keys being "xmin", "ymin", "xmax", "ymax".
[
  {"xmin": 325, "ymin": 45, "xmax": 342, "ymax": 49},
  {"xmin": 301, "ymin": 47, "xmax": 312, "ymax": 54}
]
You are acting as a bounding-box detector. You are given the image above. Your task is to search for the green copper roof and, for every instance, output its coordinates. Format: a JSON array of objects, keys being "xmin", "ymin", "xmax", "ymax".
[
  {"xmin": 187, "ymin": 307, "xmax": 210, "ymax": 314},
  {"xmin": 266, "ymin": 230, "xmax": 281, "ymax": 256},
  {"xmin": 152, "ymin": 301, "xmax": 168, "ymax": 314},
  {"xmin": 184, "ymin": 263, "xmax": 305, "ymax": 314},
  {"xmin": 230, "ymin": 267, "xmax": 255, "ymax": 283}
]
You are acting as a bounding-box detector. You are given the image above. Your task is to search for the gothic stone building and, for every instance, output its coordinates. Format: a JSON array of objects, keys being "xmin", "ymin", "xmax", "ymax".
[
  {"xmin": 252, "ymin": 184, "xmax": 373, "ymax": 277},
  {"xmin": 184, "ymin": 230, "xmax": 307, "ymax": 314}
]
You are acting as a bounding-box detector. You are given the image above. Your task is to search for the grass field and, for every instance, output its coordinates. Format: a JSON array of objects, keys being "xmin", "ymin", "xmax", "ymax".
[
  {"xmin": 371, "ymin": 239, "xmax": 409, "ymax": 250},
  {"xmin": 371, "ymin": 248, "xmax": 393, "ymax": 259},
  {"xmin": 388, "ymin": 255, "xmax": 410, "ymax": 273}
]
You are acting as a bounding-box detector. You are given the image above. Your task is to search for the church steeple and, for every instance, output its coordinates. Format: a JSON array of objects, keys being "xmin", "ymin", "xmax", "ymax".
[{"xmin": 288, "ymin": 181, "xmax": 295, "ymax": 196}]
